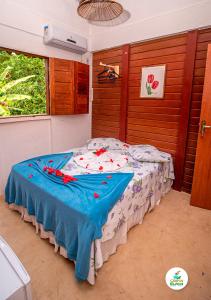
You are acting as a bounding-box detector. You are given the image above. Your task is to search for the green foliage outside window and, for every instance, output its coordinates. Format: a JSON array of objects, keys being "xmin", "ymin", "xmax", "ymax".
[{"xmin": 0, "ymin": 50, "xmax": 47, "ymax": 117}]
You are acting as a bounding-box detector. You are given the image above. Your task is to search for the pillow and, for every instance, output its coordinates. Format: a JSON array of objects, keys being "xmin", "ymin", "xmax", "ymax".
[
  {"xmin": 87, "ymin": 138, "xmax": 129, "ymax": 150},
  {"xmin": 74, "ymin": 150, "xmax": 128, "ymax": 172},
  {"xmin": 129, "ymin": 144, "xmax": 171, "ymax": 163}
]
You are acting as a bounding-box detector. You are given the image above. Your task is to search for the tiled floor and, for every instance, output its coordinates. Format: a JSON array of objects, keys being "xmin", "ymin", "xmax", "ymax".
[{"xmin": 0, "ymin": 190, "xmax": 211, "ymax": 300}]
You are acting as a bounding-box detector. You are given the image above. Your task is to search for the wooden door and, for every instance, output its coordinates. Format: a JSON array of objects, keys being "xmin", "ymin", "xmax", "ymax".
[{"xmin": 190, "ymin": 44, "xmax": 211, "ymax": 209}]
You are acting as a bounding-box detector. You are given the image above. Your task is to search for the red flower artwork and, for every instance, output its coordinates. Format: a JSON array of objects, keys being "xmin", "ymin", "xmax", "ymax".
[
  {"xmin": 147, "ymin": 74, "xmax": 154, "ymax": 83},
  {"xmin": 152, "ymin": 81, "xmax": 159, "ymax": 89},
  {"xmin": 145, "ymin": 73, "xmax": 160, "ymax": 96},
  {"xmin": 99, "ymin": 166, "xmax": 103, "ymax": 171}
]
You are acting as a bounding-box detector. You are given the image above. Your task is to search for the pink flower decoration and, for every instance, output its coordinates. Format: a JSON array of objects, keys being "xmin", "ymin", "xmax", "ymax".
[{"xmin": 94, "ymin": 192, "xmax": 100, "ymax": 199}]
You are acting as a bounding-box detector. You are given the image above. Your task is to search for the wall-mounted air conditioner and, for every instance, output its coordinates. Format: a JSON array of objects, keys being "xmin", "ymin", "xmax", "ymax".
[{"xmin": 43, "ymin": 25, "xmax": 87, "ymax": 54}]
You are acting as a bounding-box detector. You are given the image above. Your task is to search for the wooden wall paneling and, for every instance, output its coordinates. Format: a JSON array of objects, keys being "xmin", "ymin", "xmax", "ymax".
[
  {"xmin": 92, "ymin": 47, "xmax": 123, "ymax": 138},
  {"xmin": 174, "ymin": 30, "xmax": 198, "ymax": 191},
  {"xmin": 127, "ymin": 34, "xmax": 187, "ymax": 163},
  {"xmin": 182, "ymin": 28, "xmax": 211, "ymax": 193},
  {"xmin": 91, "ymin": 27, "xmax": 211, "ymax": 193},
  {"xmin": 119, "ymin": 44, "xmax": 130, "ymax": 141}
]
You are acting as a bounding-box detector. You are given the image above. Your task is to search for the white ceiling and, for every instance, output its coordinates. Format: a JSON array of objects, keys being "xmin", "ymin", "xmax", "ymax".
[
  {"xmin": 11, "ymin": 0, "xmax": 208, "ymax": 31},
  {"xmin": 118, "ymin": 0, "xmax": 206, "ymax": 25}
]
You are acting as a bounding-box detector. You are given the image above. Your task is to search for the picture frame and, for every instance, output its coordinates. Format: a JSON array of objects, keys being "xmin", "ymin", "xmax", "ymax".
[{"xmin": 140, "ymin": 65, "xmax": 166, "ymax": 99}]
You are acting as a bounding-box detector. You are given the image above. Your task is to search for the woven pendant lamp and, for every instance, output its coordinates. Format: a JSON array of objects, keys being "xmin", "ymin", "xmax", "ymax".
[{"xmin": 77, "ymin": 0, "xmax": 123, "ymax": 21}]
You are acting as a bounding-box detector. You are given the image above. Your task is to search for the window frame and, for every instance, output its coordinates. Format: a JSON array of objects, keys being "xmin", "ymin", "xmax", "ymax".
[{"xmin": 0, "ymin": 46, "xmax": 50, "ymax": 119}]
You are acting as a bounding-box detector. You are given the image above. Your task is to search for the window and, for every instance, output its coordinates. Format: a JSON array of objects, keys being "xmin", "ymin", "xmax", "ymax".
[{"xmin": 0, "ymin": 48, "xmax": 48, "ymax": 118}]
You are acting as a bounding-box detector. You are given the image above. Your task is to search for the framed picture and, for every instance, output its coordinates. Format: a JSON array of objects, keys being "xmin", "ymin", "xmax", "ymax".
[{"xmin": 140, "ymin": 65, "xmax": 166, "ymax": 98}]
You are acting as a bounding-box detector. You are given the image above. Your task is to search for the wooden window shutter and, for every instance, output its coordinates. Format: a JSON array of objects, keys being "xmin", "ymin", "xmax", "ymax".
[
  {"xmin": 49, "ymin": 58, "xmax": 89, "ymax": 115},
  {"xmin": 74, "ymin": 62, "xmax": 89, "ymax": 114},
  {"xmin": 49, "ymin": 58, "xmax": 75, "ymax": 115}
]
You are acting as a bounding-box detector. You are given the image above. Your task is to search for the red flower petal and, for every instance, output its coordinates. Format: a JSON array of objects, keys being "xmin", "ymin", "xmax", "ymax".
[
  {"xmin": 55, "ymin": 170, "xmax": 63, "ymax": 177},
  {"xmin": 48, "ymin": 160, "xmax": 54, "ymax": 163},
  {"xmin": 94, "ymin": 192, "xmax": 100, "ymax": 198},
  {"xmin": 80, "ymin": 157, "xmax": 84, "ymax": 160},
  {"xmin": 95, "ymin": 148, "xmax": 107, "ymax": 156},
  {"xmin": 63, "ymin": 175, "xmax": 78, "ymax": 184},
  {"xmin": 99, "ymin": 166, "xmax": 103, "ymax": 171},
  {"xmin": 110, "ymin": 159, "xmax": 114, "ymax": 163},
  {"xmin": 106, "ymin": 175, "xmax": 112, "ymax": 179},
  {"xmin": 43, "ymin": 166, "xmax": 48, "ymax": 171},
  {"xmin": 28, "ymin": 163, "xmax": 32, "ymax": 167},
  {"xmin": 48, "ymin": 167, "xmax": 55, "ymax": 174}
]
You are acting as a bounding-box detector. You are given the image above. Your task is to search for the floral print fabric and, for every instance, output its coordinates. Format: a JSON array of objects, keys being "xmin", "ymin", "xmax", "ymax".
[
  {"xmin": 129, "ymin": 144, "xmax": 172, "ymax": 163},
  {"xmin": 87, "ymin": 138, "xmax": 129, "ymax": 150},
  {"xmin": 62, "ymin": 146, "xmax": 174, "ymax": 243}
]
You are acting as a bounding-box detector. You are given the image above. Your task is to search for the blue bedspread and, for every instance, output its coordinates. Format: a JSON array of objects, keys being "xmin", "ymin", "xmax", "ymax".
[{"xmin": 5, "ymin": 153, "xmax": 133, "ymax": 281}]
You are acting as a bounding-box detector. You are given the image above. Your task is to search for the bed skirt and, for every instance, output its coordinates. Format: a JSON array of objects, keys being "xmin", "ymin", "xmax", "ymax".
[{"xmin": 8, "ymin": 180, "xmax": 172, "ymax": 285}]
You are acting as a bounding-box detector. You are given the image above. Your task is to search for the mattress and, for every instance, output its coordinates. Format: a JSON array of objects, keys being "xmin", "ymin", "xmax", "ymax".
[{"xmin": 7, "ymin": 146, "xmax": 174, "ymax": 284}]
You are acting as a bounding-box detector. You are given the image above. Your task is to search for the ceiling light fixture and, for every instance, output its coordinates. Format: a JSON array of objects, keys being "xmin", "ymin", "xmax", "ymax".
[{"xmin": 77, "ymin": 0, "xmax": 123, "ymax": 22}]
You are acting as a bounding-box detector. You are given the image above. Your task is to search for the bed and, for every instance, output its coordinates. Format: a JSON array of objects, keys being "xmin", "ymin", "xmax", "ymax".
[{"xmin": 5, "ymin": 139, "xmax": 174, "ymax": 285}]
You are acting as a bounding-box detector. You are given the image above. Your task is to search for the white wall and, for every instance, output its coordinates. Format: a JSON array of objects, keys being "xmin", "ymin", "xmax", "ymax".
[
  {"xmin": 90, "ymin": 0, "xmax": 211, "ymax": 51},
  {"xmin": 0, "ymin": 0, "xmax": 210, "ymax": 195},
  {"xmin": 0, "ymin": 0, "xmax": 92, "ymax": 196}
]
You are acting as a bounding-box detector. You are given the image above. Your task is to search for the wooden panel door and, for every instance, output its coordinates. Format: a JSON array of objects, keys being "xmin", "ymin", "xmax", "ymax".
[
  {"xmin": 74, "ymin": 62, "xmax": 89, "ymax": 114},
  {"xmin": 190, "ymin": 44, "xmax": 211, "ymax": 209},
  {"xmin": 49, "ymin": 58, "xmax": 75, "ymax": 115}
]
